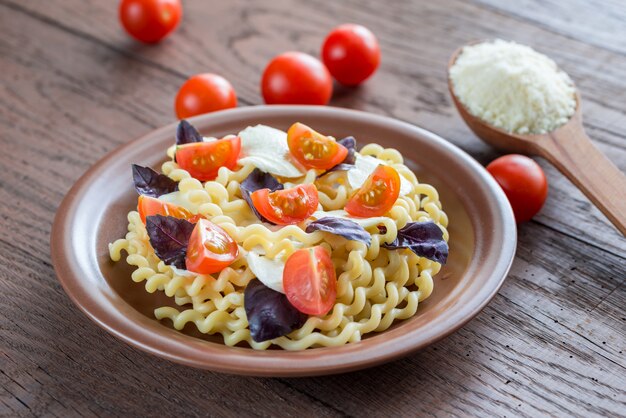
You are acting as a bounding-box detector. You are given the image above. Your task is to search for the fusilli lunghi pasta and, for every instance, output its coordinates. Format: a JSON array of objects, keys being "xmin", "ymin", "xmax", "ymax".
[{"xmin": 109, "ymin": 133, "xmax": 448, "ymax": 350}]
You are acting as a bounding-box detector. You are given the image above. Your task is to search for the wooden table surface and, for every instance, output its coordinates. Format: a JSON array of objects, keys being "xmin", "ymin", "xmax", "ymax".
[{"xmin": 1, "ymin": 0, "xmax": 625, "ymax": 416}]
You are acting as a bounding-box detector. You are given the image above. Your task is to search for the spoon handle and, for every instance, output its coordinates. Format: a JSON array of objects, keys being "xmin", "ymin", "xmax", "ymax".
[{"xmin": 538, "ymin": 124, "xmax": 626, "ymax": 236}]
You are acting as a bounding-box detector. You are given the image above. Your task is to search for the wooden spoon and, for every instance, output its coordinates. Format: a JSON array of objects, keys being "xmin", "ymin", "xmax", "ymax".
[{"xmin": 447, "ymin": 45, "xmax": 626, "ymax": 236}]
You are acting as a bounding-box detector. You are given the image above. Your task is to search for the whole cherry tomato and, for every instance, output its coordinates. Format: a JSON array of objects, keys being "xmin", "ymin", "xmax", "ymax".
[
  {"xmin": 175, "ymin": 73, "xmax": 237, "ymax": 119},
  {"xmin": 486, "ymin": 154, "xmax": 548, "ymax": 223},
  {"xmin": 119, "ymin": 0, "xmax": 182, "ymax": 44},
  {"xmin": 322, "ymin": 24, "xmax": 380, "ymax": 86},
  {"xmin": 261, "ymin": 52, "xmax": 333, "ymax": 105}
]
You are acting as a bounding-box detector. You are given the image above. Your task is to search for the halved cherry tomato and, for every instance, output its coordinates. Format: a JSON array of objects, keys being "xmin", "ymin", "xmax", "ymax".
[
  {"xmin": 345, "ymin": 165, "xmax": 400, "ymax": 217},
  {"xmin": 137, "ymin": 195, "xmax": 203, "ymax": 224},
  {"xmin": 250, "ymin": 184, "xmax": 319, "ymax": 225},
  {"xmin": 175, "ymin": 135, "xmax": 241, "ymax": 181},
  {"xmin": 287, "ymin": 122, "xmax": 348, "ymax": 170},
  {"xmin": 283, "ymin": 246, "xmax": 337, "ymax": 315},
  {"xmin": 185, "ymin": 219, "xmax": 238, "ymax": 274}
]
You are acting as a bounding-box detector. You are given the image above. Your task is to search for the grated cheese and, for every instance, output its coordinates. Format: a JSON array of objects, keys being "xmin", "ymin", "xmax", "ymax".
[{"xmin": 449, "ymin": 39, "xmax": 576, "ymax": 135}]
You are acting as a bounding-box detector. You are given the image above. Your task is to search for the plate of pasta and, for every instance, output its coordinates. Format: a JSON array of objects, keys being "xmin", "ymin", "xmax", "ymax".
[{"xmin": 51, "ymin": 105, "xmax": 516, "ymax": 376}]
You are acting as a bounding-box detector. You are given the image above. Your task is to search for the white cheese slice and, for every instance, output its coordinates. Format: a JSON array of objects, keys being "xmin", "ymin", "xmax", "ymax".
[
  {"xmin": 347, "ymin": 154, "xmax": 413, "ymax": 196},
  {"xmin": 311, "ymin": 209, "xmax": 389, "ymax": 229},
  {"xmin": 238, "ymin": 125, "xmax": 305, "ymax": 178},
  {"xmin": 245, "ymin": 250, "xmax": 285, "ymax": 293}
]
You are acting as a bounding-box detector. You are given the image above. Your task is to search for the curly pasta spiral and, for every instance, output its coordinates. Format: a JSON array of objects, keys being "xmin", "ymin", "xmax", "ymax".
[{"xmin": 109, "ymin": 141, "xmax": 448, "ymax": 350}]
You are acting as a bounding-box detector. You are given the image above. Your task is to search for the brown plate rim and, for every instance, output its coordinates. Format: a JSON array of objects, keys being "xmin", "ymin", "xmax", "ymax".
[{"xmin": 50, "ymin": 105, "xmax": 516, "ymax": 377}]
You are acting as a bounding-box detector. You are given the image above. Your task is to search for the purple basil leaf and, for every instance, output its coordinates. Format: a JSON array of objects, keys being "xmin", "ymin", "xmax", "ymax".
[
  {"xmin": 145, "ymin": 215, "xmax": 195, "ymax": 269},
  {"xmin": 381, "ymin": 221, "xmax": 448, "ymax": 264},
  {"xmin": 132, "ymin": 164, "xmax": 179, "ymax": 197},
  {"xmin": 240, "ymin": 168, "xmax": 284, "ymax": 223},
  {"xmin": 337, "ymin": 136, "xmax": 357, "ymax": 165},
  {"xmin": 244, "ymin": 279, "xmax": 307, "ymax": 342},
  {"xmin": 306, "ymin": 217, "xmax": 371, "ymax": 246},
  {"xmin": 176, "ymin": 120, "xmax": 203, "ymax": 145}
]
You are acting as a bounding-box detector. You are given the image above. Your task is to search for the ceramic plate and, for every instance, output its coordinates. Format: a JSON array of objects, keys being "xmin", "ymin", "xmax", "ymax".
[{"xmin": 51, "ymin": 106, "xmax": 516, "ymax": 376}]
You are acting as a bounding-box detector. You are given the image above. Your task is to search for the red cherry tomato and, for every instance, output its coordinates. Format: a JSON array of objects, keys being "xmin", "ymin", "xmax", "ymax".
[
  {"xmin": 250, "ymin": 184, "xmax": 319, "ymax": 225},
  {"xmin": 175, "ymin": 74, "xmax": 237, "ymax": 119},
  {"xmin": 137, "ymin": 195, "xmax": 203, "ymax": 224},
  {"xmin": 175, "ymin": 136, "xmax": 241, "ymax": 181},
  {"xmin": 486, "ymin": 154, "xmax": 548, "ymax": 223},
  {"xmin": 287, "ymin": 122, "xmax": 348, "ymax": 170},
  {"xmin": 185, "ymin": 219, "xmax": 238, "ymax": 274},
  {"xmin": 322, "ymin": 24, "xmax": 380, "ymax": 86},
  {"xmin": 261, "ymin": 52, "xmax": 333, "ymax": 105},
  {"xmin": 345, "ymin": 165, "xmax": 400, "ymax": 217},
  {"xmin": 283, "ymin": 246, "xmax": 337, "ymax": 315},
  {"xmin": 119, "ymin": 0, "xmax": 182, "ymax": 44}
]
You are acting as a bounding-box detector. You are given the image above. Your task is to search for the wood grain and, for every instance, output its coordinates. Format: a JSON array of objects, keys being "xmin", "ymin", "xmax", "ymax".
[
  {"xmin": 0, "ymin": 0, "xmax": 625, "ymax": 416},
  {"xmin": 473, "ymin": 0, "xmax": 626, "ymax": 55},
  {"xmin": 5, "ymin": 0, "xmax": 626, "ymax": 257},
  {"xmin": 540, "ymin": 117, "xmax": 626, "ymax": 235}
]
